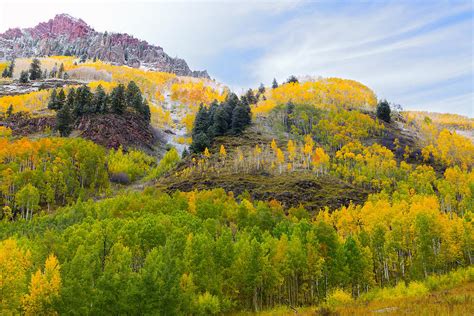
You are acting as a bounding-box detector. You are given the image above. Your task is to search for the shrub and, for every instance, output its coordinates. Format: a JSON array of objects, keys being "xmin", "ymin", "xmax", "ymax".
[{"xmin": 326, "ymin": 288, "xmax": 353, "ymax": 307}]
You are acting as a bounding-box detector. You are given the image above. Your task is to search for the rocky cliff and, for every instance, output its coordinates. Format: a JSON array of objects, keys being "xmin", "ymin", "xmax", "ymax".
[{"xmin": 0, "ymin": 14, "xmax": 209, "ymax": 78}]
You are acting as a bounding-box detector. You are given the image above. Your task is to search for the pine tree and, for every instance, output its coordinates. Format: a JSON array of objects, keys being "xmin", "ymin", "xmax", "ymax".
[
  {"xmin": 231, "ymin": 104, "xmax": 249, "ymax": 135},
  {"xmin": 210, "ymin": 105, "xmax": 228, "ymax": 137},
  {"xmin": 110, "ymin": 84, "xmax": 126, "ymax": 114},
  {"xmin": 286, "ymin": 75, "xmax": 299, "ymax": 84},
  {"xmin": 376, "ymin": 100, "xmax": 391, "ymax": 123},
  {"xmin": 58, "ymin": 63, "xmax": 64, "ymax": 78},
  {"xmin": 73, "ymin": 85, "xmax": 93, "ymax": 116},
  {"xmin": 48, "ymin": 89, "xmax": 58, "ymax": 110},
  {"xmin": 126, "ymin": 81, "xmax": 143, "ymax": 111},
  {"xmin": 1, "ymin": 67, "xmax": 8, "ymax": 78},
  {"xmin": 28, "ymin": 58, "xmax": 42, "ymax": 80},
  {"xmin": 93, "ymin": 85, "xmax": 107, "ymax": 113},
  {"xmin": 6, "ymin": 104, "xmax": 13, "ymax": 117},
  {"xmin": 192, "ymin": 104, "xmax": 210, "ymax": 137},
  {"xmin": 258, "ymin": 83, "xmax": 265, "ymax": 95},
  {"xmin": 272, "ymin": 78, "xmax": 278, "ymax": 89},
  {"xmin": 244, "ymin": 89, "xmax": 258, "ymax": 105},
  {"xmin": 56, "ymin": 103, "xmax": 73, "ymax": 137},
  {"xmin": 57, "ymin": 89, "xmax": 66, "ymax": 110},
  {"xmin": 191, "ymin": 132, "xmax": 211, "ymax": 153},
  {"xmin": 19, "ymin": 71, "xmax": 29, "ymax": 83},
  {"xmin": 141, "ymin": 99, "xmax": 151, "ymax": 124}
]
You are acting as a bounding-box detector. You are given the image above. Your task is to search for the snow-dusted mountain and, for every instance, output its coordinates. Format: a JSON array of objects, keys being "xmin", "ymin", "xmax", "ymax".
[{"xmin": 0, "ymin": 14, "xmax": 209, "ymax": 78}]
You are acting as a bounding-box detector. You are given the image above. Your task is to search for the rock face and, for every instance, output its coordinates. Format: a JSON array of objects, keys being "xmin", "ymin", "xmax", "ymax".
[{"xmin": 0, "ymin": 14, "xmax": 209, "ymax": 78}]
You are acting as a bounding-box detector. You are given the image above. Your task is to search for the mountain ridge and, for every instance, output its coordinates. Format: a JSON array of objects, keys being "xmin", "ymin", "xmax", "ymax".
[{"xmin": 0, "ymin": 14, "xmax": 209, "ymax": 78}]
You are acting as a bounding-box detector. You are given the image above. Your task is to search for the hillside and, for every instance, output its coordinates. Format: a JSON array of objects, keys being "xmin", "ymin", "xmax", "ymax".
[{"xmin": 0, "ymin": 17, "xmax": 473, "ymax": 316}]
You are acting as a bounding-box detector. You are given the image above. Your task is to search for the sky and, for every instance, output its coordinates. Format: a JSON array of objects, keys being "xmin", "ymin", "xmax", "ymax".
[{"xmin": 1, "ymin": 0, "xmax": 473, "ymax": 117}]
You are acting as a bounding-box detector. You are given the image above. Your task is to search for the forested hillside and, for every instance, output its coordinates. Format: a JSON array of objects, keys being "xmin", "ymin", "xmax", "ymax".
[{"xmin": 0, "ymin": 55, "xmax": 473, "ymax": 315}]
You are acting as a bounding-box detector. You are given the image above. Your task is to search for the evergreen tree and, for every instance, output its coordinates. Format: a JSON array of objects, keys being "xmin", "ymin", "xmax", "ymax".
[
  {"xmin": 110, "ymin": 84, "xmax": 126, "ymax": 114},
  {"xmin": 272, "ymin": 78, "xmax": 278, "ymax": 89},
  {"xmin": 191, "ymin": 132, "xmax": 211, "ymax": 153},
  {"xmin": 93, "ymin": 85, "xmax": 107, "ymax": 113},
  {"xmin": 231, "ymin": 104, "xmax": 250, "ymax": 135},
  {"xmin": 56, "ymin": 103, "xmax": 73, "ymax": 137},
  {"xmin": 73, "ymin": 85, "xmax": 93, "ymax": 116},
  {"xmin": 1, "ymin": 67, "xmax": 8, "ymax": 78},
  {"xmin": 2, "ymin": 60, "xmax": 14, "ymax": 78},
  {"xmin": 286, "ymin": 75, "xmax": 299, "ymax": 84},
  {"xmin": 42, "ymin": 69, "xmax": 48, "ymax": 79},
  {"xmin": 126, "ymin": 81, "xmax": 143, "ymax": 111},
  {"xmin": 285, "ymin": 101, "xmax": 295, "ymax": 132},
  {"xmin": 19, "ymin": 70, "xmax": 29, "ymax": 83},
  {"xmin": 29, "ymin": 58, "xmax": 42, "ymax": 80},
  {"xmin": 192, "ymin": 104, "xmax": 211, "ymax": 137},
  {"xmin": 66, "ymin": 88, "xmax": 76, "ymax": 110},
  {"xmin": 6, "ymin": 104, "xmax": 13, "ymax": 117},
  {"xmin": 48, "ymin": 89, "xmax": 59, "ymax": 110},
  {"xmin": 57, "ymin": 89, "xmax": 66, "ymax": 110},
  {"xmin": 58, "ymin": 63, "xmax": 64, "ymax": 78},
  {"xmin": 141, "ymin": 99, "xmax": 151, "ymax": 124},
  {"xmin": 258, "ymin": 83, "xmax": 265, "ymax": 95},
  {"xmin": 376, "ymin": 100, "xmax": 391, "ymax": 123},
  {"xmin": 244, "ymin": 89, "xmax": 258, "ymax": 105},
  {"xmin": 210, "ymin": 105, "xmax": 228, "ymax": 137}
]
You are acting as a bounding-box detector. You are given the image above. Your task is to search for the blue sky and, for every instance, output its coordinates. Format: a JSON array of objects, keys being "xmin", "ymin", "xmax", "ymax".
[{"xmin": 2, "ymin": 0, "xmax": 473, "ymax": 116}]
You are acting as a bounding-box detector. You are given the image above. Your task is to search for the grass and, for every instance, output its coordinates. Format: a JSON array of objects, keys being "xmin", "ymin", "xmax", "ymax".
[{"xmin": 232, "ymin": 282, "xmax": 474, "ymax": 316}]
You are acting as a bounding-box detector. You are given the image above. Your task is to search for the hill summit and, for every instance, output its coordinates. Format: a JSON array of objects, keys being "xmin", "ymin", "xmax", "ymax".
[{"xmin": 0, "ymin": 14, "xmax": 209, "ymax": 78}]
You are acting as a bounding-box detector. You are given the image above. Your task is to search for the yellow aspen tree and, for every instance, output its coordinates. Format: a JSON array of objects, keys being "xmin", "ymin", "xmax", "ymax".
[
  {"xmin": 22, "ymin": 254, "xmax": 61, "ymax": 316},
  {"xmin": 254, "ymin": 144, "xmax": 262, "ymax": 170},
  {"xmin": 271, "ymin": 139, "xmax": 277, "ymax": 153},
  {"xmin": 276, "ymin": 148, "xmax": 285, "ymax": 174},
  {"xmin": 219, "ymin": 145, "xmax": 227, "ymax": 160},
  {"xmin": 0, "ymin": 239, "xmax": 31, "ymax": 313},
  {"xmin": 287, "ymin": 140, "xmax": 296, "ymax": 170},
  {"xmin": 303, "ymin": 135, "xmax": 314, "ymax": 169}
]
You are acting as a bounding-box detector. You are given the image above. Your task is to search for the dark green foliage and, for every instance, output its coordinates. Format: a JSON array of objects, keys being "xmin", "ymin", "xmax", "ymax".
[
  {"xmin": 28, "ymin": 58, "xmax": 42, "ymax": 80},
  {"xmin": 285, "ymin": 101, "xmax": 295, "ymax": 132},
  {"xmin": 48, "ymin": 89, "xmax": 65, "ymax": 111},
  {"xmin": 141, "ymin": 99, "xmax": 151, "ymax": 124},
  {"xmin": 286, "ymin": 75, "xmax": 299, "ymax": 84},
  {"xmin": 6, "ymin": 104, "xmax": 13, "ymax": 117},
  {"xmin": 2, "ymin": 59, "xmax": 14, "ymax": 78},
  {"xmin": 243, "ymin": 89, "xmax": 257, "ymax": 105},
  {"xmin": 376, "ymin": 100, "xmax": 391, "ymax": 123},
  {"xmin": 51, "ymin": 81, "xmax": 150, "ymax": 135},
  {"xmin": 56, "ymin": 103, "xmax": 73, "ymax": 137},
  {"xmin": 73, "ymin": 85, "xmax": 93, "ymax": 117},
  {"xmin": 48, "ymin": 89, "xmax": 59, "ymax": 110},
  {"xmin": 92, "ymin": 85, "xmax": 108, "ymax": 113},
  {"xmin": 191, "ymin": 131, "xmax": 211, "ymax": 153},
  {"xmin": 190, "ymin": 93, "xmax": 251, "ymax": 153},
  {"xmin": 272, "ymin": 78, "xmax": 278, "ymax": 89},
  {"xmin": 258, "ymin": 83, "xmax": 265, "ymax": 95},
  {"xmin": 110, "ymin": 84, "xmax": 126, "ymax": 114},
  {"xmin": 19, "ymin": 70, "xmax": 29, "ymax": 83}
]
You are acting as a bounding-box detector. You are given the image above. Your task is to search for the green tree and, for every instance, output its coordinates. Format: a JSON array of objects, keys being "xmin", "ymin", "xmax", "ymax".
[
  {"xmin": 92, "ymin": 85, "xmax": 108, "ymax": 113},
  {"xmin": 110, "ymin": 84, "xmax": 126, "ymax": 114},
  {"xmin": 29, "ymin": 58, "xmax": 42, "ymax": 80},
  {"xmin": 15, "ymin": 184, "xmax": 40, "ymax": 220},
  {"xmin": 376, "ymin": 100, "xmax": 391, "ymax": 123},
  {"xmin": 19, "ymin": 70, "xmax": 29, "ymax": 83},
  {"xmin": 272, "ymin": 78, "xmax": 278, "ymax": 89},
  {"xmin": 6, "ymin": 104, "xmax": 13, "ymax": 117},
  {"xmin": 56, "ymin": 103, "xmax": 73, "ymax": 137}
]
